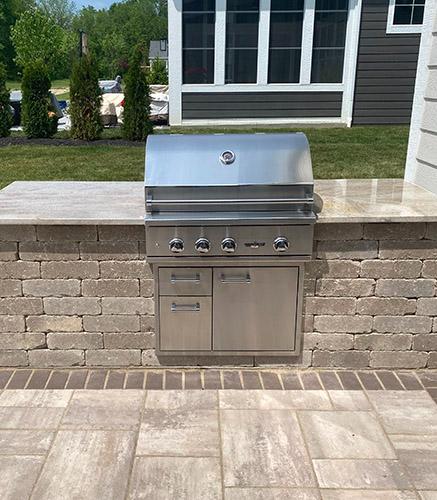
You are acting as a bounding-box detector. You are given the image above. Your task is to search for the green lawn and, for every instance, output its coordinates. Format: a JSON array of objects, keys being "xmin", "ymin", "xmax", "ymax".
[
  {"xmin": 7, "ymin": 79, "xmax": 70, "ymax": 91},
  {"xmin": 0, "ymin": 125, "xmax": 409, "ymax": 190}
]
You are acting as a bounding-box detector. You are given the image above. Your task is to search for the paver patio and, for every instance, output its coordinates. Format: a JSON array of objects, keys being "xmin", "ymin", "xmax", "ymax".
[{"xmin": 0, "ymin": 384, "xmax": 437, "ymax": 499}]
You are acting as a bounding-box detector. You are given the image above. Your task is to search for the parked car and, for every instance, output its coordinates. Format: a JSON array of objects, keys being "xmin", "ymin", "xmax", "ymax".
[{"xmin": 9, "ymin": 90, "xmax": 65, "ymax": 127}]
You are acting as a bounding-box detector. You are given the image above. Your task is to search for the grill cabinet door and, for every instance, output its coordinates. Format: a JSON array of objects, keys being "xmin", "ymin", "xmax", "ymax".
[
  {"xmin": 213, "ymin": 267, "xmax": 298, "ymax": 351},
  {"xmin": 159, "ymin": 297, "xmax": 212, "ymax": 351}
]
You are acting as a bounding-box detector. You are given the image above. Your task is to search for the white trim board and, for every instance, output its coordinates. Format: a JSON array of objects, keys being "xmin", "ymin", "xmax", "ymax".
[{"xmin": 180, "ymin": 117, "xmax": 345, "ymax": 126}]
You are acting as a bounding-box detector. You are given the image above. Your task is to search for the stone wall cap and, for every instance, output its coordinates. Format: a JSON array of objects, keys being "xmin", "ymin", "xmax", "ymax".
[{"xmin": 1, "ymin": 178, "xmax": 437, "ymax": 225}]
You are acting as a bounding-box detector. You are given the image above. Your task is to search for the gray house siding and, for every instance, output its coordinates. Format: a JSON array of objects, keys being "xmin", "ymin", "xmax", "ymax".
[
  {"xmin": 353, "ymin": 0, "xmax": 421, "ymax": 125},
  {"xmin": 182, "ymin": 92, "xmax": 343, "ymax": 120}
]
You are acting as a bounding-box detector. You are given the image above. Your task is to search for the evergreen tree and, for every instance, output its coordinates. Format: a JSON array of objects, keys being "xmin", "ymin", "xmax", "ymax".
[
  {"xmin": 21, "ymin": 59, "xmax": 55, "ymax": 138},
  {"xmin": 122, "ymin": 45, "xmax": 153, "ymax": 141},
  {"xmin": 0, "ymin": 62, "xmax": 13, "ymax": 137},
  {"xmin": 69, "ymin": 53, "xmax": 102, "ymax": 140},
  {"xmin": 148, "ymin": 57, "xmax": 168, "ymax": 85}
]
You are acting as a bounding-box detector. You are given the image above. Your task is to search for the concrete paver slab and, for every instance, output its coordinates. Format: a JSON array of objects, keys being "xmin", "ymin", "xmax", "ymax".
[
  {"xmin": 313, "ymin": 459, "xmax": 412, "ymax": 490},
  {"xmin": 299, "ymin": 410, "xmax": 396, "ymax": 459},
  {"xmin": 145, "ymin": 389, "xmax": 218, "ymax": 410},
  {"xmin": 321, "ymin": 491, "xmax": 417, "ymax": 499},
  {"xmin": 0, "ymin": 407, "xmax": 64, "ymax": 429},
  {"xmin": 368, "ymin": 391, "xmax": 437, "ymax": 434},
  {"xmin": 128, "ymin": 456, "xmax": 222, "ymax": 500},
  {"xmin": 32, "ymin": 430, "xmax": 136, "ymax": 500},
  {"xmin": 0, "ymin": 389, "xmax": 72, "ymax": 407},
  {"xmin": 221, "ymin": 409, "xmax": 316, "ymax": 488},
  {"xmin": 0, "ymin": 429, "xmax": 54, "ymax": 454},
  {"xmin": 328, "ymin": 390, "xmax": 371, "ymax": 410},
  {"xmin": 61, "ymin": 390, "xmax": 144, "ymax": 430},
  {"xmin": 137, "ymin": 409, "xmax": 220, "ymax": 456},
  {"xmin": 219, "ymin": 390, "xmax": 332, "ymax": 410},
  {"xmin": 225, "ymin": 489, "xmax": 321, "ymax": 499},
  {"xmin": 0, "ymin": 456, "xmax": 44, "ymax": 500}
]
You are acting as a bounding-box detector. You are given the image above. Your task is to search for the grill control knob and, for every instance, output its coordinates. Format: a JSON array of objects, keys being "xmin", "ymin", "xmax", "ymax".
[
  {"xmin": 273, "ymin": 237, "xmax": 290, "ymax": 253},
  {"xmin": 195, "ymin": 238, "xmax": 210, "ymax": 254},
  {"xmin": 169, "ymin": 238, "xmax": 184, "ymax": 253},
  {"xmin": 221, "ymin": 237, "xmax": 237, "ymax": 253}
]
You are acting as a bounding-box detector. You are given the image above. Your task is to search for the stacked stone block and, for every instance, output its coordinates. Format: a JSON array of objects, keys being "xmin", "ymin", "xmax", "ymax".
[
  {"xmin": 305, "ymin": 222, "xmax": 437, "ymax": 369},
  {"xmin": 0, "ymin": 225, "xmax": 154, "ymax": 368},
  {"xmin": 1, "ymin": 222, "xmax": 437, "ymax": 368}
]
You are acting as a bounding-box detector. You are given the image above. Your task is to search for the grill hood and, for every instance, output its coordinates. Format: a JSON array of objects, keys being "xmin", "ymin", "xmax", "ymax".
[
  {"xmin": 145, "ymin": 133, "xmax": 313, "ymax": 187},
  {"xmin": 145, "ymin": 133, "xmax": 315, "ymax": 225}
]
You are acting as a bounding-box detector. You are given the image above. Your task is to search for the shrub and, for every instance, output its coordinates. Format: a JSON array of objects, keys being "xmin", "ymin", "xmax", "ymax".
[
  {"xmin": 69, "ymin": 53, "xmax": 103, "ymax": 141},
  {"xmin": 0, "ymin": 62, "xmax": 13, "ymax": 137},
  {"xmin": 148, "ymin": 57, "xmax": 168, "ymax": 85},
  {"xmin": 122, "ymin": 45, "xmax": 153, "ymax": 142},
  {"xmin": 21, "ymin": 59, "xmax": 56, "ymax": 138}
]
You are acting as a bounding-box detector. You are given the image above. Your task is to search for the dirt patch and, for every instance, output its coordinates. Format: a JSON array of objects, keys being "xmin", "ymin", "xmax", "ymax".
[{"xmin": 0, "ymin": 137, "xmax": 144, "ymax": 147}]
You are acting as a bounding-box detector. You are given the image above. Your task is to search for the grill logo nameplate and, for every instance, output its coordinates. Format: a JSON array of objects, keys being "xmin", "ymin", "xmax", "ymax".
[{"xmin": 219, "ymin": 150, "xmax": 236, "ymax": 165}]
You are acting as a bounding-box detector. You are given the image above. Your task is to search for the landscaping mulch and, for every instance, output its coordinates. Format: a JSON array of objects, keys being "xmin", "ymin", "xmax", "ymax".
[{"xmin": 0, "ymin": 137, "xmax": 144, "ymax": 147}]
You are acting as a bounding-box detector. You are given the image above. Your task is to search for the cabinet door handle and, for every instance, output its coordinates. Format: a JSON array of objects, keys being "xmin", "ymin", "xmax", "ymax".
[
  {"xmin": 220, "ymin": 273, "xmax": 251, "ymax": 284},
  {"xmin": 170, "ymin": 274, "xmax": 200, "ymax": 284},
  {"xmin": 171, "ymin": 303, "xmax": 200, "ymax": 312}
]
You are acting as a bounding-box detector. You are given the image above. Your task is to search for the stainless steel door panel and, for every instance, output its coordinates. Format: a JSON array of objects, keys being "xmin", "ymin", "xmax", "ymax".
[
  {"xmin": 159, "ymin": 296, "xmax": 212, "ymax": 351},
  {"xmin": 213, "ymin": 267, "xmax": 298, "ymax": 351},
  {"xmin": 159, "ymin": 268, "xmax": 212, "ymax": 296}
]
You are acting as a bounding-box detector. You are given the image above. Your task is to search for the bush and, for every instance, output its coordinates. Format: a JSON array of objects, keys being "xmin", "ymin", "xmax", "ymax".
[
  {"xmin": 21, "ymin": 60, "xmax": 56, "ymax": 138},
  {"xmin": 69, "ymin": 54, "xmax": 103, "ymax": 141},
  {"xmin": 122, "ymin": 45, "xmax": 153, "ymax": 142},
  {"xmin": 148, "ymin": 57, "xmax": 168, "ymax": 85},
  {"xmin": 0, "ymin": 62, "xmax": 13, "ymax": 137}
]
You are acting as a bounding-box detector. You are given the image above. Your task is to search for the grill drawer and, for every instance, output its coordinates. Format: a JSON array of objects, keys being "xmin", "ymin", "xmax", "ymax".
[
  {"xmin": 159, "ymin": 296, "xmax": 212, "ymax": 351},
  {"xmin": 159, "ymin": 268, "xmax": 212, "ymax": 296}
]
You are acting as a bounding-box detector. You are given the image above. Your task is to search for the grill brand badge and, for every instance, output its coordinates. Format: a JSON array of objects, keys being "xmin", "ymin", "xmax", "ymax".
[{"xmin": 220, "ymin": 150, "xmax": 236, "ymax": 165}]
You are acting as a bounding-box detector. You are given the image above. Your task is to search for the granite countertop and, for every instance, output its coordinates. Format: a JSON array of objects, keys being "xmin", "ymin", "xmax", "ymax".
[{"xmin": 0, "ymin": 179, "xmax": 437, "ymax": 225}]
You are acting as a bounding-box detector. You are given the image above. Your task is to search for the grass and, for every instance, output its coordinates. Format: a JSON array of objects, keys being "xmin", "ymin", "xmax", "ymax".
[
  {"xmin": 0, "ymin": 125, "xmax": 409, "ymax": 190},
  {"xmin": 6, "ymin": 79, "xmax": 70, "ymax": 91}
]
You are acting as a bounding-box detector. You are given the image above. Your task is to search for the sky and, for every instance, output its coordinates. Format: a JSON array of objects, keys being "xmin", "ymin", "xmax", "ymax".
[{"xmin": 73, "ymin": 0, "xmax": 120, "ymax": 10}]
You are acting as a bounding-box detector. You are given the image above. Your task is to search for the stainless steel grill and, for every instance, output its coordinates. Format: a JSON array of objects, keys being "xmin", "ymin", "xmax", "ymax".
[{"xmin": 145, "ymin": 133, "xmax": 316, "ymax": 356}]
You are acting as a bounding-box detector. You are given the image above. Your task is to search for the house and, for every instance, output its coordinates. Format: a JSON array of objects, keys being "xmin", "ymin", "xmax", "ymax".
[
  {"xmin": 149, "ymin": 39, "xmax": 169, "ymax": 69},
  {"xmin": 168, "ymin": 0, "xmax": 426, "ymax": 126}
]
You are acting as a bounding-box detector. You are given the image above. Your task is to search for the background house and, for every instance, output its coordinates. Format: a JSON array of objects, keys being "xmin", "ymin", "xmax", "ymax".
[
  {"xmin": 149, "ymin": 39, "xmax": 169, "ymax": 69},
  {"xmin": 168, "ymin": 0, "xmax": 426, "ymax": 126}
]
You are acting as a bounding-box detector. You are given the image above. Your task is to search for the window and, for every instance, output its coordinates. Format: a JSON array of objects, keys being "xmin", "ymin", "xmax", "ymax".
[
  {"xmin": 268, "ymin": 0, "xmax": 304, "ymax": 83},
  {"xmin": 225, "ymin": 0, "xmax": 259, "ymax": 84},
  {"xmin": 182, "ymin": 0, "xmax": 215, "ymax": 84},
  {"xmin": 387, "ymin": 0, "xmax": 425, "ymax": 34},
  {"xmin": 311, "ymin": 0, "xmax": 348, "ymax": 84}
]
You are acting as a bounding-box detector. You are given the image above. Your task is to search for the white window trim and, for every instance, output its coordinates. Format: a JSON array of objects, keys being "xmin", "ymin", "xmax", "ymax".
[{"xmin": 386, "ymin": 0, "xmax": 424, "ymax": 35}]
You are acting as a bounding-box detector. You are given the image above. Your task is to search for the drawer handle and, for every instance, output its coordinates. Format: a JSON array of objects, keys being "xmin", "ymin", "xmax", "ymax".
[
  {"xmin": 170, "ymin": 274, "xmax": 201, "ymax": 284},
  {"xmin": 171, "ymin": 302, "xmax": 201, "ymax": 312},
  {"xmin": 220, "ymin": 273, "xmax": 251, "ymax": 284}
]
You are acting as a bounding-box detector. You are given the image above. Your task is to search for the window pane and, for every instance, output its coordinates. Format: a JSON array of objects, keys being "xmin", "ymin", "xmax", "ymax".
[
  {"xmin": 269, "ymin": 49, "xmax": 301, "ymax": 83},
  {"xmin": 316, "ymin": 0, "xmax": 348, "ymax": 10},
  {"xmin": 312, "ymin": 49, "xmax": 345, "ymax": 83},
  {"xmin": 183, "ymin": 13, "xmax": 215, "ymax": 48},
  {"xmin": 183, "ymin": 0, "xmax": 215, "ymax": 11},
  {"xmin": 311, "ymin": 2, "xmax": 348, "ymax": 83},
  {"xmin": 395, "ymin": 0, "xmax": 411, "ymax": 4},
  {"xmin": 183, "ymin": 49, "xmax": 214, "ymax": 83},
  {"xmin": 271, "ymin": 0, "xmax": 304, "ymax": 10},
  {"xmin": 226, "ymin": 13, "xmax": 259, "ymax": 48},
  {"xmin": 182, "ymin": 0, "xmax": 215, "ymax": 83},
  {"xmin": 226, "ymin": 1, "xmax": 259, "ymax": 83},
  {"xmin": 412, "ymin": 5, "xmax": 424, "ymax": 23},
  {"xmin": 227, "ymin": 0, "xmax": 259, "ymax": 11},
  {"xmin": 226, "ymin": 49, "xmax": 258, "ymax": 83},
  {"xmin": 270, "ymin": 12, "xmax": 303, "ymax": 48},
  {"xmin": 393, "ymin": 5, "xmax": 413, "ymax": 24},
  {"xmin": 313, "ymin": 12, "xmax": 348, "ymax": 47}
]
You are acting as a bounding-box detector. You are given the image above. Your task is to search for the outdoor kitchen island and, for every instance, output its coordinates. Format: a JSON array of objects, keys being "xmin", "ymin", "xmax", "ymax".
[{"xmin": 1, "ymin": 179, "xmax": 437, "ymax": 370}]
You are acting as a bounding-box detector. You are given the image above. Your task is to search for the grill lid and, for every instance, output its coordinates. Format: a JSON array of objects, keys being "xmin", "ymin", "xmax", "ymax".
[
  {"xmin": 145, "ymin": 133, "xmax": 315, "ymax": 222},
  {"xmin": 145, "ymin": 133, "xmax": 313, "ymax": 187}
]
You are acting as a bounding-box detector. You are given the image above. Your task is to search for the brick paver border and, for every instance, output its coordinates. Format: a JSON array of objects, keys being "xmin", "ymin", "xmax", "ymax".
[{"xmin": 1, "ymin": 368, "xmax": 437, "ymax": 401}]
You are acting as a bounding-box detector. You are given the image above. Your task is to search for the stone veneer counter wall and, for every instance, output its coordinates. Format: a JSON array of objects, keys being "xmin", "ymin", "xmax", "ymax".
[{"xmin": 1, "ymin": 179, "xmax": 437, "ymax": 369}]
